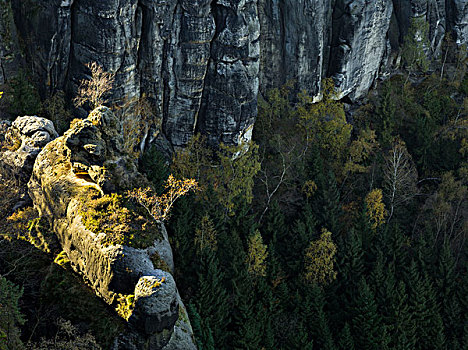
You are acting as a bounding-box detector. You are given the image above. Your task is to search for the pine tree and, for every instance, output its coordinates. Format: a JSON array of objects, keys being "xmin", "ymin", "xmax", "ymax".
[
  {"xmin": 0, "ymin": 277, "xmax": 25, "ymax": 350},
  {"xmin": 369, "ymin": 252, "xmax": 395, "ymax": 322},
  {"xmin": 435, "ymin": 242, "xmax": 462, "ymax": 346},
  {"xmin": 139, "ymin": 145, "xmax": 169, "ymax": 193},
  {"xmin": 187, "ymin": 303, "xmax": 215, "ymax": 350},
  {"xmin": 337, "ymin": 323, "xmax": 355, "ymax": 350},
  {"xmin": 336, "ymin": 229, "xmax": 365, "ymax": 302},
  {"xmin": 305, "ymin": 284, "xmax": 337, "ymax": 350},
  {"xmin": 405, "ymin": 261, "xmax": 446, "ymax": 350},
  {"xmin": 230, "ymin": 273, "xmax": 263, "ymax": 350},
  {"xmin": 388, "ymin": 281, "xmax": 416, "ymax": 350},
  {"xmin": 194, "ymin": 249, "xmax": 230, "ymax": 348},
  {"xmin": 375, "ymin": 80, "xmax": 397, "ymax": 147},
  {"xmin": 282, "ymin": 203, "xmax": 318, "ymax": 274},
  {"xmin": 351, "ymin": 278, "xmax": 387, "ymax": 350},
  {"xmin": 401, "ymin": 17, "xmax": 430, "ymax": 73},
  {"xmin": 315, "ymin": 170, "xmax": 343, "ymax": 235}
]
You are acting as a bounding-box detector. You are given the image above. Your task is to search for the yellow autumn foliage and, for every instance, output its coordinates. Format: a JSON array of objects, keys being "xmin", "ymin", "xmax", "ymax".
[
  {"xmin": 128, "ymin": 174, "xmax": 198, "ymax": 222},
  {"xmin": 365, "ymin": 188, "xmax": 387, "ymax": 230},
  {"xmin": 246, "ymin": 230, "xmax": 268, "ymax": 278},
  {"xmin": 304, "ymin": 228, "xmax": 337, "ymax": 285}
]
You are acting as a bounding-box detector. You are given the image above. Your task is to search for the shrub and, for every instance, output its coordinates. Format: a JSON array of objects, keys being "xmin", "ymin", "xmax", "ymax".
[
  {"xmin": 128, "ymin": 174, "xmax": 198, "ymax": 222},
  {"xmin": 115, "ymin": 294, "xmax": 135, "ymax": 321},
  {"xmin": 73, "ymin": 62, "xmax": 114, "ymax": 110},
  {"xmin": 80, "ymin": 193, "xmax": 161, "ymax": 248},
  {"xmin": 27, "ymin": 318, "xmax": 102, "ymax": 350}
]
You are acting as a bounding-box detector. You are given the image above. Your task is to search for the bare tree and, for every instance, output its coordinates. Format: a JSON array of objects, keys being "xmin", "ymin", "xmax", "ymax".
[
  {"xmin": 383, "ymin": 139, "xmax": 418, "ymax": 222},
  {"xmin": 73, "ymin": 62, "xmax": 115, "ymax": 109},
  {"xmin": 114, "ymin": 94, "xmax": 159, "ymax": 157}
]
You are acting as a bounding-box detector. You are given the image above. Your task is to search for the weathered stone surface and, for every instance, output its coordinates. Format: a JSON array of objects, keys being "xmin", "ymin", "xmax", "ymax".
[
  {"xmin": 199, "ymin": 0, "xmax": 260, "ymax": 146},
  {"xmin": 6, "ymin": 0, "xmax": 468, "ymax": 140},
  {"xmin": 450, "ymin": 0, "xmax": 468, "ymax": 44},
  {"xmin": 258, "ymin": 0, "xmax": 333, "ymax": 96},
  {"xmin": 161, "ymin": 1, "xmax": 216, "ymax": 148},
  {"xmin": 329, "ymin": 0, "xmax": 394, "ymax": 100},
  {"xmin": 28, "ymin": 107, "xmax": 195, "ymax": 350},
  {"xmin": 0, "ymin": 116, "xmax": 58, "ymax": 181},
  {"xmin": 10, "ymin": 0, "xmax": 73, "ymax": 95}
]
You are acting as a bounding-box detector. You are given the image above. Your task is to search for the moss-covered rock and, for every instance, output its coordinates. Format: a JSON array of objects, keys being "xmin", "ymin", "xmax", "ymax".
[{"xmin": 28, "ymin": 106, "xmax": 195, "ymax": 350}]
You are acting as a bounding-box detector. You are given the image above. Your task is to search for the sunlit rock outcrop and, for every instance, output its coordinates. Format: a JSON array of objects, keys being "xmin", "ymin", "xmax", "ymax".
[{"xmin": 28, "ymin": 106, "xmax": 196, "ymax": 350}]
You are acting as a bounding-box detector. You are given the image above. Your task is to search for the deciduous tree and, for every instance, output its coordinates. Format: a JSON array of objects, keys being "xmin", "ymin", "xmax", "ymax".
[
  {"xmin": 365, "ymin": 188, "xmax": 387, "ymax": 230},
  {"xmin": 304, "ymin": 228, "xmax": 338, "ymax": 285},
  {"xmin": 74, "ymin": 62, "xmax": 115, "ymax": 109},
  {"xmin": 383, "ymin": 139, "xmax": 418, "ymax": 221},
  {"xmin": 128, "ymin": 175, "xmax": 198, "ymax": 222},
  {"xmin": 246, "ymin": 230, "xmax": 268, "ymax": 278}
]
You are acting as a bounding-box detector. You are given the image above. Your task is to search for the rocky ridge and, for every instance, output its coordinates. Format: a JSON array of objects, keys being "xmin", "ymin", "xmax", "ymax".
[
  {"xmin": 1, "ymin": 0, "xmax": 467, "ymax": 150},
  {"xmin": 23, "ymin": 107, "xmax": 196, "ymax": 350}
]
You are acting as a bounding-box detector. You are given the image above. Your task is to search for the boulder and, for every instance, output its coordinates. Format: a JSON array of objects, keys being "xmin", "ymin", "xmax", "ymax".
[{"xmin": 0, "ymin": 116, "xmax": 58, "ymax": 182}]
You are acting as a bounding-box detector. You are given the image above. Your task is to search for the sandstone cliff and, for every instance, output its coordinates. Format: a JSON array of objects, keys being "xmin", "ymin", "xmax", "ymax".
[{"xmin": 2, "ymin": 0, "xmax": 467, "ymax": 149}]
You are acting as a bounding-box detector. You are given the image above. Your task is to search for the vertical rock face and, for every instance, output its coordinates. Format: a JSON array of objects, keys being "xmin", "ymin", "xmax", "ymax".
[
  {"xmin": 199, "ymin": 0, "xmax": 260, "ymax": 146},
  {"xmin": 392, "ymin": 0, "xmax": 447, "ymax": 56},
  {"xmin": 258, "ymin": 0, "xmax": 333, "ymax": 96},
  {"xmin": 450, "ymin": 0, "xmax": 468, "ymax": 44},
  {"xmin": 329, "ymin": 0, "xmax": 394, "ymax": 100},
  {"xmin": 68, "ymin": 0, "xmax": 141, "ymax": 104},
  {"xmin": 160, "ymin": 0, "xmax": 215, "ymax": 147},
  {"xmin": 9, "ymin": 0, "xmax": 73, "ymax": 93},
  {"xmin": 6, "ymin": 0, "xmax": 468, "ymax": 146}
]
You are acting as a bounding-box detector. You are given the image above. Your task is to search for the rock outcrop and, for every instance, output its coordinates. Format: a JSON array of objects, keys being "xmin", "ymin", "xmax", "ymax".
[
  {"xmin": 0, "ymin": 116, "xmax": 58, "ymax": 182},
  {"xmin": 4, "ymin": 0, "xmax": 468, "ymax": 148},
  {"xmin": 28, "ymin": 107, "xmax": 196, "ymax": 350}
]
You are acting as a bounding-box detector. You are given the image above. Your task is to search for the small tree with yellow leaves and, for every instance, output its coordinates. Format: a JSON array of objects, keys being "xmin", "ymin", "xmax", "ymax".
[
  {"xmin": 343, "ymin": 128, "xmax": 379, "ymax": 175},
  {"xmin": 304, "ymin": 228, "xmax": 338, "ymax": 285},
  {"xmin": 128, "ymin": 174, "xmax": 198, "ymax": 222},
  {"xmin": 246, "ymin": 230, "xmax": 268, "ymax": 278},
  {"xmin": 365, "ymin": 189, "xmax": 387, "ymax": 230},
  {"xmin": 74, "ymin": 62, "xmax": 115, "ymax": 109}
]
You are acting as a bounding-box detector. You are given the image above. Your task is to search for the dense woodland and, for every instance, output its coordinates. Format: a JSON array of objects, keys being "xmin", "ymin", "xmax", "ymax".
[{"xmin": 0, "ymin": 22, "xmax": 467, "ymax": 350}]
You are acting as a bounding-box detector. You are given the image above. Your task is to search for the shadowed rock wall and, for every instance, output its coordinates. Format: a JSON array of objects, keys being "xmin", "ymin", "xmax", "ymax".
[{"xmin": 4, "ymin": 0, "xmax": 468, "ymax": 148}]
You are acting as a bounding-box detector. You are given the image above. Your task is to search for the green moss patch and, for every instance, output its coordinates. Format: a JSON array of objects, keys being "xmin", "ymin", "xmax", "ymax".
[{"xmin": 81, "ymin": 193, "xmax": 161, "ymax": 248}]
